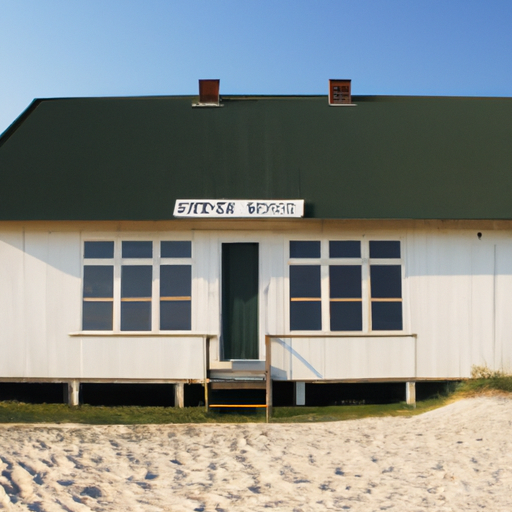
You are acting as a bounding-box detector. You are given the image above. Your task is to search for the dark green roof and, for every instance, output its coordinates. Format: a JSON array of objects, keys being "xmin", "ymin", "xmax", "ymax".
[{"xmin": 1, "ymin": 94, "xmax": 512, "ymax": 220}]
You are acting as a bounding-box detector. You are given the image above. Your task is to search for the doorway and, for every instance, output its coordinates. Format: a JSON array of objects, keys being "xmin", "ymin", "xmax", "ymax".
[{"xmin": 221, "ymin": 243, "xmax": 259, "ymax": 359}]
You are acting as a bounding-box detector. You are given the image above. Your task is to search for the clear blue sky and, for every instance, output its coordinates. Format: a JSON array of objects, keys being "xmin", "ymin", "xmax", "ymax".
[{"xmin": 2, "ymin": 0, "xmax": 512, "ymax": 133}]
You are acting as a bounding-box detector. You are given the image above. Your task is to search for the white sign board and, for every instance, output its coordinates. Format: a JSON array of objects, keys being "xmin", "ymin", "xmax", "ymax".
[{"xmin": 174, "ymin": 199, "xmax": 304, "ymax": 218}]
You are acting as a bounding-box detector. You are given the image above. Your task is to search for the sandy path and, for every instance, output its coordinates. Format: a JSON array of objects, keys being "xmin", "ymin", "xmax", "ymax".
[{"xmin": 0, "ymin": 396, "xmax": 511, "ymax": 511}]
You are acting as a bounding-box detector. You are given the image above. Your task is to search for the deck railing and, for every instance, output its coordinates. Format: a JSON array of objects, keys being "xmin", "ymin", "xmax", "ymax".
[
  {"xmin": 204, "ymin": 334, "xmax": 416, "ymax": 421},
  {"xmin": 264, "ymin": 333, "xmax": 417, "ymax": 421}
]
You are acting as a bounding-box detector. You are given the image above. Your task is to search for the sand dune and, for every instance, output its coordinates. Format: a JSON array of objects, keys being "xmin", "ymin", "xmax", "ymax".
[{"xmin": 0, "ymin": 396, "xmax": 511, "ymax": 511}]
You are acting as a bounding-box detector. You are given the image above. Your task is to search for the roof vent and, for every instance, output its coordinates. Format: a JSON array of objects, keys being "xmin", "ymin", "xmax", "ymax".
[
  {"xmin": 194, "ymin": 79, "xmax": 221, "ymax": 107},
  {"xmin": 329, "ymin": 79, "xmax": 352, "ymax": 105}
]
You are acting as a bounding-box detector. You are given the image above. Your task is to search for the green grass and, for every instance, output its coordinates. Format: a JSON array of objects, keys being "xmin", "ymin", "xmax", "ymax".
[
  {"xmin": 271, "ymin": 398, "xmax": 445, "ymax": 423},
  {"xmin": 1, "ymin": 377, "xmax": 510, "ymax": 425},
  {"xmin": 0, "ymin": 402, "xmax": 264, "ymax": 424},
  {"xmin": 0, "ymin": 400, "xmax": 440, "ymax": 425}
]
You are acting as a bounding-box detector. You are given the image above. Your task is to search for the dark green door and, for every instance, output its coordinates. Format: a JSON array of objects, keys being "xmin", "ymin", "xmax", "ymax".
[{"xmin": 222, "ymin": 243, "xmax": 259, "ymax": 359}]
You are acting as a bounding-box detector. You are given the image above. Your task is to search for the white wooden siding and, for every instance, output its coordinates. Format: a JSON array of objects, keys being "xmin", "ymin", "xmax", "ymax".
[
  {"xmin": 77, "ymin": 336, "xmax": 205, "ymax": 379},
  {"xmin": 270, "ymin": 336, "xmax": 416, "ymax": 380},
  {"xmin": 1, "ymin": 222, "xmax": 512, "ymax": 381}
]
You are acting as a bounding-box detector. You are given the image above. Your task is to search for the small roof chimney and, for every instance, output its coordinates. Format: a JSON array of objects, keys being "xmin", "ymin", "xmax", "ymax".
[
  {"xmin": 198, "ymin": 79, "xmax": 220, "ymax": 106},
  {"xmin": 329, "ymin": 79, "xmax": 352, "ymax": 105}
]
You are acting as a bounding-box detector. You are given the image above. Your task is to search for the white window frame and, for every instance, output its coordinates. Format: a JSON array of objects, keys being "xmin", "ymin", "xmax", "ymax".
[
  {"xmin": 80, "ymin": 235, "xmax": 193, "ymax": 334},
  {"xmin": 286, "ymin": 237, "xmax": 405, "ymax": 334}
]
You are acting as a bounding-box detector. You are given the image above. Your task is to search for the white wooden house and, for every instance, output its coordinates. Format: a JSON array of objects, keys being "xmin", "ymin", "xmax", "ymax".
[{"xmin": 1, "ymin": 80, "xmax": 512, "ymax": 410}]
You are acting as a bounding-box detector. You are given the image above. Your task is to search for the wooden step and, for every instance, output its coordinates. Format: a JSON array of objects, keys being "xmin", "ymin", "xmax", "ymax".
[
  {"xmin": 209, "ymin": 360, "xmax": 266, "ymax": 371},
  {"xmin": 210, "ymin": 380, "xmax": 266, "ymax": 390},
  {"xmin": 209, "ymin": 370, "xmax": 265, "ymax": 380},
  {"xmin": 209, "ymin": 404, "xmax": 267, "ymax": 408}
]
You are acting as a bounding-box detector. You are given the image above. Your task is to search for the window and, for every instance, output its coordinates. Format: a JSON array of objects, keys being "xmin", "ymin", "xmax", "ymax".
[
  {"xmin": 160, "ymin": 265, "xmax": 191, "ymax": 330},
  {"xmin": 83, "ymin": 264, "xmax": 114, "ymax": 330},
  {"xmin": 289, "ymin": 240, "xmax": 403, "ymax": 332},
  {"xmin": 290, "ymin": 265, "xmax": 322, "ymax": 330},
  {"xmin": 369, "ymin": 241, "xmax": 402, "ymax": 331},
  {"xmin": 82, "ymin": 240, "xmax": 192, "ymax": 332}
]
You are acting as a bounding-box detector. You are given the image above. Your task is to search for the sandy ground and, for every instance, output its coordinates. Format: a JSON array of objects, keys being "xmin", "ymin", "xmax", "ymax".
[{"xmin": 0, "ymin": 397, "xmax": 511, "ymax": 511}]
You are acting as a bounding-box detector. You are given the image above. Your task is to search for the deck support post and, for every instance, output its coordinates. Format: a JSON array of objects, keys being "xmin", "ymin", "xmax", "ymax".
[
  {"xmin": 265, "ymin": 335, "xmax": 273, "ymax": 422},
  {"xmin": 67, "ymin": 379, "xmax": 80, "ymax": 407},
  {"xmin": 174, "ymin": 383, "xmax": 185, "ymax": 408},
  {"xmin": 204, "ymin": 336, "xmax": 209, "ymax": 412},
  {"xmin": 406, "ymin": 381, "xmax": 416, "ymax": 406},
  {"xmin": 295, "ymin": 382, "xmax": 306, "ymax": 406}
]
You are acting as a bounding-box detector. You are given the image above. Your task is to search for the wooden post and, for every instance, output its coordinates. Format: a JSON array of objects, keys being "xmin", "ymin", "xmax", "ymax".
[
  {"xmin": 295, "ymin": 382, "xmax": 306, "ymax": 406},
  {"xmin": 67, "ymin": 379, "xmax": 80, "ymax": 407},
  {"xmin": 406, "ymin": 381, "xmax": 416, "ymax": 406},
  {"xmin": 204, "ymin": 335, "xmax": 209, "ymax": 412},
  {"xmin": 174, "ymin": 383, "xmax": 185, "ymax": 408},
  {"xmin": 265, "ymin": 335, "xmax": 273, "ymax": 422}
]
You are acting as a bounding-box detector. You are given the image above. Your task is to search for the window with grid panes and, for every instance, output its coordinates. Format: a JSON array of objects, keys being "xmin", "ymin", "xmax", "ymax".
[
  {"xmin": 82, "ymin": 240, "xmax": 192, "ymax": 331},
  {"xmin": 289, "ymin": 240, "xmax": 403, "ymax": 332}
]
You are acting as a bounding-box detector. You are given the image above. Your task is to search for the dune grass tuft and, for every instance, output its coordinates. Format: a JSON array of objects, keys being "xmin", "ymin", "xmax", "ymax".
[{"xmin": 455, "ymin": 376, "xmax": 512, "ymax": 396}]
